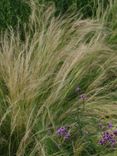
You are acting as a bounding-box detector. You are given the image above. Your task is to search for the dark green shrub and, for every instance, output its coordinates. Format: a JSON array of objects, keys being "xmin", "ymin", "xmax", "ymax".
[
  {"xmin": 0, "ymin": 0, "xmax": 31, "ymax": 30},
  {"xmin": 0, "ymin": 0, "xmax": 111, "ymax": 31},
  {"xmin": 38, "ymin": 0, "xmax": 110, "ymax": 17}
]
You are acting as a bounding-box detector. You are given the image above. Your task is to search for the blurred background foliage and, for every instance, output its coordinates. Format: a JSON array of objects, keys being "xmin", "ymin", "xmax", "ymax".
[
  {"xmin": 0, "ymin": 0, "xmax": 112, "ymax": 30},
  {"xmin": 0, "ymin": 0, "xmax": 31, "ymax": 30}
]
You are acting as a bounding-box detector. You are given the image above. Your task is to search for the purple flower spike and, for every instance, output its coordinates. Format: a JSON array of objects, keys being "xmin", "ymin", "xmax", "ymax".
[
  {"xmin": 64, "ymin": 133, "xmax": 70, "ymax": 140},
  {"xmin": 99, "ymin": 130, "xmax": 117, "ymax": 147},
  {"xmin": 57, "ymin": 127, "xmax": 67, "ymax": 136},
  {"xmin": 99, "ymin": 139, "xmax": 105, "ymax": 145},
  {"xmin": 80, "ymin": 94, "xmax": 87, "ymax": 100},
  {"xmin": 56, "ymin": 127, "xmax": 70, "ymax": 140}
]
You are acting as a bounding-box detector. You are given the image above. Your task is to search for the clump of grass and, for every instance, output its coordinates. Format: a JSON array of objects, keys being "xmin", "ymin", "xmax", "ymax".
[{"xmin": 0, "ymin": 2, "xmax": 117, "ymax": 156}]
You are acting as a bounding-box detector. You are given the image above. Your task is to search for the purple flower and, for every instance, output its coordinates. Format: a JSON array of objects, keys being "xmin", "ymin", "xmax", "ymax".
[
  {"xmin": 98, "ymin": 122, "xmax": 117, "ymax": 148},
  {"xmin": 64, "ymin": 133, "xmax": 70, "ymax": 140},
  {"xmin": 99, "ymin": 139, "xmax": 106, "ymax": 145},
  {"xmin": 56, "ymin": 127, "xmax": 70, "ymax": 140},
  {"xmin": 99, "ymin": 130, "xmax": 116, "ymax": 147},
  {"xmin": 56, "ymin": 127, "xmax": 67, "ymax": 136},
  {"xmin": 80, "ymin": 94, "xmax": 87, "ymax": 100}
]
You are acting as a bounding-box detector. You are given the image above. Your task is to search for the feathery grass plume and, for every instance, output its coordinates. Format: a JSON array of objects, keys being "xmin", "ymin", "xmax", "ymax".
[{"xmin": 0, "ymin": 1, "xmax": 117, "ymax": 156}]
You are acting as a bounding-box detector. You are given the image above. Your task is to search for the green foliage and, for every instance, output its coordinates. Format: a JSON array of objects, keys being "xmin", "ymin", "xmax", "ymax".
[
  {"xmin": 0, "ymin": 0, "xmax": 30, "ymax": 30},
  {"xmin": 0, "ymin": 0, "xmax": 112, "ymax": 30},
  {"xmin": 38, "ymin": 0, "xmax": 110, "ymax": 17}
]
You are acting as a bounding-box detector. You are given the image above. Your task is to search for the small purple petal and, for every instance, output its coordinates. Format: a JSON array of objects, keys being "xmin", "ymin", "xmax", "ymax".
[
  {"xmin": 56, "ymin": 127, "xmax": 67, "ymax": 136},
  {"xmin": 80, "ymin": 94, "xmax": 87, "ymax": 100},
  {"xmin": 99, "ymin": 139, "xmax": 106, "ymax": 145},
  {"xmin": 64, "ymin": 133, "xmax": 70, "ymax": 140}
]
